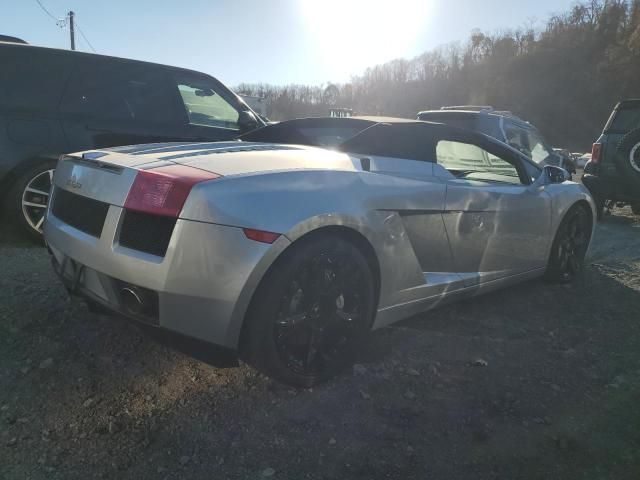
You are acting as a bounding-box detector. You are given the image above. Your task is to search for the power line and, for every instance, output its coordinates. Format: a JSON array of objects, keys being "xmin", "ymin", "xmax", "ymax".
[
  {"xmin": 75, "ymin": 22, "xmax": 97, "ymax": 53},
  {"xmin": 34, "ymin": 0, "xmax": 60, "ymax": 21}
]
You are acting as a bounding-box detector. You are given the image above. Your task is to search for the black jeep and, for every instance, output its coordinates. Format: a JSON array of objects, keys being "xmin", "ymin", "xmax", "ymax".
[{"xmin": 583, "ymin": 100, "xmax": 640, "ymax": 218}]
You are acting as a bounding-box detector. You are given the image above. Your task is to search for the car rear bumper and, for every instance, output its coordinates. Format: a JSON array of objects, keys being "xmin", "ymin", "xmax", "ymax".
[
  {"xmin": 50, "ymin": 252, "xmax": 239, "ymax": 366},
  {"xmin": 582, "ymin": 174, "xmax": 640, "ymax": 202},
  {"xmin": 45, "ymin": 205, "xmax": 291, "ymax": 349}
]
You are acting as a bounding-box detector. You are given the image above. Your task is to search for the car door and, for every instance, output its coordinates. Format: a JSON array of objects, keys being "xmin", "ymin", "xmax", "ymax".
[
  {"xmin": 435, "ymin": 135, "xmax": 552, "ymax": 286},
  {"xmin": 59, "ymin": 57, "xmax": 190, "ymax": 151}
]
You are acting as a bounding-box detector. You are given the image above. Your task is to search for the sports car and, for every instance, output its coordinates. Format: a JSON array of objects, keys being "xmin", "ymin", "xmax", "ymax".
[{"xmin": 44, "ymin": 117, "xmax": 596, "ymax": 386}]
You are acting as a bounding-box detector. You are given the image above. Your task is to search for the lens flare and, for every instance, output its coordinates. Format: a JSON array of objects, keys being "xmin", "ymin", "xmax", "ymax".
[{"xmin": 299, "ymin": 0, "xmax": 431, "ymax": 81}]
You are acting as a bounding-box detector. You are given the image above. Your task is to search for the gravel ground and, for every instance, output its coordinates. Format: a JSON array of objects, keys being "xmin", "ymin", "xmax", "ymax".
[{"xmin": 1, "ymin": 207, "xmax": 639, "ymax": 480}]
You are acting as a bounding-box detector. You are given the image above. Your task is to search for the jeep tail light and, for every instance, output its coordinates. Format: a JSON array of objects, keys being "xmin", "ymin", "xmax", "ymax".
[
  {"xmin": 125, "ymin": 165, "xmax": 220, "ymax": 217},
  {"xmin": 243, "ymin": 228, "xmax": 281, "ymax": 244},
  {"xmin": 591, "ymin": 143, "xmax": 602, "ymax": 164}
]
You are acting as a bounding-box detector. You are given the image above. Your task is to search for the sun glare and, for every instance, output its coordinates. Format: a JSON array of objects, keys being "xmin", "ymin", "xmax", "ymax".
[{"xmin": 300, "ymin": 0, "xmax": 430, "ymax": 81}]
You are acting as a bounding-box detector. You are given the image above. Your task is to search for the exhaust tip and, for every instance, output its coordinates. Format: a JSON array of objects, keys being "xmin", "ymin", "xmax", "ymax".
[{"xmin": 121, "ymin": 287, "xmax": 144, "ymax": 314}]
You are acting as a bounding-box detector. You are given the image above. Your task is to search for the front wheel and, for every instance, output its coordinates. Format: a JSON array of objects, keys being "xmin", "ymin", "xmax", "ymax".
[
  {"xmin": 544, "ymin": 205, "xmax": 592, "ymax": 283},
  {"xmin": 242, "ymin": 233, "xmax": 376, "ymax": 387}
]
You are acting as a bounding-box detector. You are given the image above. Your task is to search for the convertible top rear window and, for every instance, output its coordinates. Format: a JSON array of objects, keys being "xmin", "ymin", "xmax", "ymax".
[
  {"xmin": 338, "ymin": 122, "xmax": 438, "ymax": 162},
  {"xmin": 240, "ymin": 117, "xmax": 376, "ymax": 147}
]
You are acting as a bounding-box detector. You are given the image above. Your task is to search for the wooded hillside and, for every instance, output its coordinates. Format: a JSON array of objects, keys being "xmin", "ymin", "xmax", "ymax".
[{"xmin": 238, "ymin": 0, "xmax": 640, "ymax": 150}]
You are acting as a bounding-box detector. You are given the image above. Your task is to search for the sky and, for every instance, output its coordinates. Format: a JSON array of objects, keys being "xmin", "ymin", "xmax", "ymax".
[{"xmin": 4, "ymin": 0, "xmax": 577, "ymax": 87}]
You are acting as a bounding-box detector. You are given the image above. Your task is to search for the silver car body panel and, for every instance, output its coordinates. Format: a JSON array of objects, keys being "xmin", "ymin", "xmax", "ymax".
[{"xmin": 45, "ymin": 141, "xmax": 596, "ymax": 349}]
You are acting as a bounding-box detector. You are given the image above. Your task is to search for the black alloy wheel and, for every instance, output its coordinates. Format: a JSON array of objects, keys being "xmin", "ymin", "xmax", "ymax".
[
  {"xmin": 545, "ymin": 205, "xmax": 592, "ymax": 283},
  {"xmin": 244, "ymin": 234, "xmax": 375, "ymax": 387}
]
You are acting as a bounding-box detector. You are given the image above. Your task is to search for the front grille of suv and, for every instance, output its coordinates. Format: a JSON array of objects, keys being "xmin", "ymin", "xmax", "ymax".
[
  {"xmin": 51, "ymin": 188, "xmax": 110, "ymax": 237},
  {"xmin": 118, "ymin": 210, "xmax": 177, "ymax": 257}
]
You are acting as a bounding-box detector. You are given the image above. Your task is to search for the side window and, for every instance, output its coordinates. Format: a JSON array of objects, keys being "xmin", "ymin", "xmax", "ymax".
[
  {"xmin": 526, "ymin": 131, "xmax": 553, "ymax": 165},
  {"xmin": 0, "ymin": 48, "xmax": 74, "ymax": 111},
  {"xmin": 171, "ymin": 74, "xmax": 240, "ymax": 130},
  {"xmin": 504, "ymin": 123, "xmax": 531, "ymax": 157},
  {"xmin": 436, "ymin": 140, "xmax": 523, "ymax": 185},
  {"xmin": 61, "ymin": 61, "xmax": 181, "ymax": 124},
  {"xmin": 609, "ymin": 107, "xmax": 640, "ymax": 132}
]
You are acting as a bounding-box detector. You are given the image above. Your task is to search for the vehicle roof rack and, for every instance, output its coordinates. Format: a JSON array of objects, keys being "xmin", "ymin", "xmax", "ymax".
[
  {"xmin": 491, "ymin": 110, "xmax": 528, "ymax": 123},
  {"xmin": 440, "ymin": 105, "xmax": 494, "ymax": 112},
  {"xmin": 434, "ymin": 105, "xmax": 530, "ymax": 125}
]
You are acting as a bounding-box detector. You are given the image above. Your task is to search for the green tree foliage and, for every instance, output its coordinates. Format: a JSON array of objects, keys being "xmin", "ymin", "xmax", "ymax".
[{"xmin": 238, "ymin": 0, "xmax": 640, "ymax": 150}]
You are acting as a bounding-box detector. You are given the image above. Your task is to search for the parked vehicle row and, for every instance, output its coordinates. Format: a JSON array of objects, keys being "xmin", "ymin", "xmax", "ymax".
[
  {"xmin": 1, "ymin": 40, "xmax": 607, "ymax": 386},
  {"xmin": 0, "ymin": 41, "xmax": 263, "ymax": 239}
]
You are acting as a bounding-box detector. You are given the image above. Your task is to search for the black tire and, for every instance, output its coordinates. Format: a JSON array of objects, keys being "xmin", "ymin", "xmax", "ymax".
[
  {"xmin": 242, "ymin": 233, "xmax": 376, "ymax": 387},
  {"xmin": 615, "ymin": 129, "xmax": 640, "ymax": 186},
  {"xmin": 544, "ymin": 204, "xmax": 592, "ymax": 283},
  {"xmin": 5, "ymin": 161, "xmax": 56, "ymax": 243},
  {"xmin": 632, "ymin": 203, "xmax": 640, "ymax": 216}
]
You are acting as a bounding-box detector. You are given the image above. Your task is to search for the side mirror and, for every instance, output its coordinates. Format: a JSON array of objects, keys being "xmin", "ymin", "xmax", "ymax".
[
  {"xmin": 238, "ymin": 110, "xmax": 259, "ymax": 133},
  {"xmin": 543, "ymin": 165, "xmax": 569, "ymax": 184}
]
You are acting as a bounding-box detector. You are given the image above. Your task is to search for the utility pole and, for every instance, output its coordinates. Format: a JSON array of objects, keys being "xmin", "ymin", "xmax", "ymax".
[{"xmin": 68, "ymin": 11, "xmax": 75, "ymax": 50}]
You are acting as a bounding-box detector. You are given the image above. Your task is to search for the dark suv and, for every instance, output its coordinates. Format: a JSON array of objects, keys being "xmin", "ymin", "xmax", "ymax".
[
  {"xmin": 417, "ymin": 106, "xmax": 575, "ymax": 174},
  {"xmin": 0, "ymin": 41, "xmax": 263, "ymax": 239},
  {"xmin": 583, "ymin": 100, "xmax": 640, "ymax": 217}
]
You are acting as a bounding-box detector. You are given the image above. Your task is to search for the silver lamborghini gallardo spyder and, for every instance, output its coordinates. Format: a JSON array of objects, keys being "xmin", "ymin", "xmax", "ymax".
[{"xmin": 44, "ymin": 117, "xmax": 595, "ymax": 386}]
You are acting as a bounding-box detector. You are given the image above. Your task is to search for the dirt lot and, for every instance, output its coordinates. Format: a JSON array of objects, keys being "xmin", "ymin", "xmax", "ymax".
[{"xmin": 1, "ymin": 208, "xmax": 639, "ymax": 480}]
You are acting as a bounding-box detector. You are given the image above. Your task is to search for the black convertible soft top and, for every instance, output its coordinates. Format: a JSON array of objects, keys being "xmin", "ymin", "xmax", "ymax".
[{"xmin": 241, "ymin": 115, "xmax": 532, "ymax": 166}]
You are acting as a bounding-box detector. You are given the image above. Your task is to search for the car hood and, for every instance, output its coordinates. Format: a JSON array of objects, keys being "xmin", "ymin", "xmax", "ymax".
[{"xmin": 75, "ymin": 141, "xmax": 360, "ymax": 177}]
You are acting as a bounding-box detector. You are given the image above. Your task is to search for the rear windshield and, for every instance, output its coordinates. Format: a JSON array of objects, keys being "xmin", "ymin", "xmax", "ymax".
[{"xmin": 606, "ymin": 105, "xmax": 640, "ymax": 133}]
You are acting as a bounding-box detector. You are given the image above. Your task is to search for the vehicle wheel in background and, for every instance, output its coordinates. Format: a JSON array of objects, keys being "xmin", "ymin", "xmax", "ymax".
[
  {"xmin": 544, "ymin": 204, "xmax": 592, "ymax": 283},
  {"xmin": 5, "ymin": 161, "xmax": 56, "ymax": 242},
  {"xmin": 616, "ymin": 129, "xmax": 640, "ymax": 186},
  {"xmin": 242, "ymin": 233, "xmax": 375, "ymax": 387}
]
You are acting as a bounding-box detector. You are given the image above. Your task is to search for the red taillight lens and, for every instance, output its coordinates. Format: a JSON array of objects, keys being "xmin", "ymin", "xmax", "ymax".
[
  {"xmin": 591, "ymin": 143, "xmax": 602, "ymax": 164},
  {"xmin": 243, "ymin": 228, "xmax": 281, "ymax": 244},
  {"xmin": 125, "ymin": 165, "xmax": 220, "ymax": 217}
]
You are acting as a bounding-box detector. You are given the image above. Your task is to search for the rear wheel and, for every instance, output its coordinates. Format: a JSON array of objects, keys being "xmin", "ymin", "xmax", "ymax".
[
  {"xmin": 6, "ymin": 161, "xmax": 56, "ymax": 242},
  {"xmin": 545, "ymin": 205, "xmax": 592, "ymax": 283},
  {"xmin": 243, "ymin": 233, "xmax": 375, "ymax": 387}
]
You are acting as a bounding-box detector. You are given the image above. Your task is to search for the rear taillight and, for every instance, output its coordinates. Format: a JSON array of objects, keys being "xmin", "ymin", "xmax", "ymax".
[
  {"xmin": 125, "ymin": 165, "xmax": 220, "ymax": 217},
  {"xmin": 591, "ymin": 143, "xmax": 602, "ymax": 164}
]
